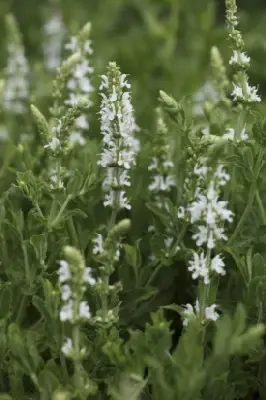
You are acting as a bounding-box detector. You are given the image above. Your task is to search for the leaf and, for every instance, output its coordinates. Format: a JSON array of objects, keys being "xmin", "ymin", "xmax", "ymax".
[
  {"xmin": 231, "ymin": 303, "xmax": 246, "ymax": 336},
  {"xmin": 0, "ymin": 284, "xmax": 12, "ymax": 319},
  {"xmin": 32, "ymin": 296, "xmax": 51, "ymax": 322},
  {"xmin": 39, "ymin": 369, "xmax": 60, "ymax": 397},
  {"xmin": 30, "ymin": 234, "xmax": 47, "ymax": 264}
]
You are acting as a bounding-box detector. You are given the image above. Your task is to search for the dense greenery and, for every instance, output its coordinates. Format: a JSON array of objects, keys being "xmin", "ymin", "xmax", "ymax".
[{"xmin": 1, "ymin": 0, "xmax": 266, "ymax": 399}]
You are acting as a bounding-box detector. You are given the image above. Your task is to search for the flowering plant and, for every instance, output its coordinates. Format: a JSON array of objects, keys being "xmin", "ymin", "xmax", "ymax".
[{"xmin": 1, "ymin": 0, "xmax": 266, "ymax": 399}]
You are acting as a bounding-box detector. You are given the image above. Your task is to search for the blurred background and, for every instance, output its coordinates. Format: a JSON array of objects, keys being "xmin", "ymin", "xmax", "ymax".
[{"xmin": 0, "ymin": 0, "xmax": 266, "ymax": 127}]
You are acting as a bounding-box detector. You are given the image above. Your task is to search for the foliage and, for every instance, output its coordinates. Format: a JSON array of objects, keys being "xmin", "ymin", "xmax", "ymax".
[{"xmin": 1, "ymin": 0, "xmax": 266, "ymax": 399}]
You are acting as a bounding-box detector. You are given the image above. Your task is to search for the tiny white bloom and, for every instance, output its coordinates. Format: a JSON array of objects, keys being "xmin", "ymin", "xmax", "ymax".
[
  {"xmin": 60, "ymin": 300, "xmax": 73, "ymax": 321},
  {"xmin": 61, "ymin": 337, "xmax": 73, "ymax": 356},
  {"xmin": 84, "ymin": 267, "xmax": 96, "ymax": 285},
  {"xmin": 188, "ymin": 252, "xmax": 210, "ymax": 284},
  {"xmin": 69, "ymin": 131, "xmax": 86, "ymax": 146},
  {"xmin": 229, "ymin": 50, "xmax": 250, "ymax": 67},
  {"xmin": 61, "ymin": 284, "xmax": 72, "ymax": 301},
  {"xmin": 79, "ymin": 301, "xmax": 91, "ymax": 319},
  {"xmin": 164, "ymin": 237, "xmax": 174, "ymax": 249},
  {"xmin": 205, "ymin": 304, "xmax": 219, "ymax": 322},
  {"xmin": 58, "ymin": 260, "xmax": 71, "ymax": 283},
  {"xmin": 210, "ymin": 254, "xmax": 226, "ymax": 276},
  {"xmin": 92, "ymin": 234, "xmax": 104, "ymax": 255},
  {"xmin": 44, "ymin": 137, "xmax": 60, "ymax": 151}
]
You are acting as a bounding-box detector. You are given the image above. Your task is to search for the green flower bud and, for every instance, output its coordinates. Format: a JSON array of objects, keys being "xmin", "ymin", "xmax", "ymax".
[
  {"xmin": 111, "ymin": 219, "xmax": 131, "ymax": 238},
  {"xmin": 63, "ymin": 246, "xmax": 84, "ymax": 268},
  {"xmin": 79, "ymin": 22, "xmax": 92, "ymax": 42},
  {"xmin": 60, "ymin": 53, "xmax": 82, "ymax": 75},
  {"xmin": 77, "ymin": 97, "xmax": 90, "ymax": 109},
  {"xmin": 30, "ymin": 104, "xmax": 49, "ymax": 136}
]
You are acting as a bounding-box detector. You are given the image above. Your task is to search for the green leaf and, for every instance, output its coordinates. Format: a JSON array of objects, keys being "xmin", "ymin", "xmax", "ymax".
[
  {"xmin": 0, "ymin": 284, "xmax": 12, "ymax": 319},
  {"xmin": 39, "ymin": 369, "xmax": 60, "ymax": 397},
  {"xmin": 32, "ymin": 296, "xmax": 51, "ymax": 322},
  {"xmin": 30, "ymin": 234, "xmax": 47, "ymax": 264}
]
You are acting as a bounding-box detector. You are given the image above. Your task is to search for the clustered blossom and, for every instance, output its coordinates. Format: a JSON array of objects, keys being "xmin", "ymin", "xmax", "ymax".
[
  {"xmin": 58, "ymin": 259, "xmax": 96, "ymax": 324},
  {"xmin": 226, "ymin": 0, "xmax": 261, "ymax": 103},
  {"xmin": 3, "ymin": 41, "xmax": 29, "ymax": 114},
  {"xmin": 231, "ymin": 81, "xmax": 261, "ymax": 103},
  {"xmin": 182, "ymin": 159, "xmax": 233, "ymax": 327},
  {"xmin": 183, "ymin": 300, "xmax": 219, "ymax": 327},
  {"xmin": 98, "ymin": 62, "xmax": 139, "ymax": 210},
  {"xmin": 64, "ymin": 31, "xmax": 94, "ymax": 146},
  {"xmin": 188, "ymin": 160, "xmax": 233, "ymax": 250},
  {"xmin": 229, "ymin": 50, "xmax": 250, "ymax": 67},
  {"xmin": 42, "ymin": 12, "xmax": 66, "ymax": 71}
]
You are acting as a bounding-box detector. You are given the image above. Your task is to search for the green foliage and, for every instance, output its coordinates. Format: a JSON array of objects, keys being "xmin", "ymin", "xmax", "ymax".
[{"xmin": 1, "ymin": 0, "xmax": 266, "ymax": 399}]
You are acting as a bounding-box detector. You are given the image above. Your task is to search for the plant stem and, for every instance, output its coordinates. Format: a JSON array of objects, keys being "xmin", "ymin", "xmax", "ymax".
[
  {"xmin": 255, "ymin": 189, "xmax": 266, "ymax": 225},
  {"xmin": 73, "ymin": 324, "xmax": 82, "ymax": 394},
  {"xmin": 68, "ymin": 217, "xmax": 79, "ymax": 247},
  {"xmin": 50, "ymin": 194, "xmax": 72, "ymax": 228},
  {"xmin": 21, "ymin": 239, "xmax": 31, "ymax": 286}
]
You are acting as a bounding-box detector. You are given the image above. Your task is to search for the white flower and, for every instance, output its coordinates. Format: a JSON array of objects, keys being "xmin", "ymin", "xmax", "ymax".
[
  {"xmin": 210, "ymin": 254, "xmax": 226, "ymax": 276},
  {"xmin": 229, "ymin": 50, "xmax": 250, "ymax": 67},
  {"xmin": 76, "ymin": 115, "xmax": 89, "ymax": 129},
  {"xmin": 99, "ymin": 65, "xmax": 139, "ymax": 210},
  {"xmin": 65, "ymin": 35, "xmax": 94, "ymax": 144},
  {"xmin": 92, "ymin": 234, "xmax": 104, "ymax": 255},
  {"xmin": 60, "ymin": 300, "xmax": 73, "ymax": 321},
  {"xmin": 65, "ymin": 36, "xmax": 78, "ymax": 52},
  {"xmin": 188, "ymin": 170, "xmax": 233, "ymax": 249},
  {"xmin": 149, "ymin": 175, "xmax": 175, "ymax": 192},
  {"xmin": 188, "ymin": 252, "xmax": 210, "ymax": 284},
  {"xmin": 214, "ymin": 165, "xmax": 231, "ymax": 185},
  {"xmin": 183, "ymin": 300, "xmax": 200, "ymax": 327},
  {"xmin": 58, "ymin": 260, "xmax": 71, "ymax": 283},
  {"xmin": 84, "ymin": 267, "xmax": 96, "ymax": 285},
  {"xmin": 232, "ymin": 82, "xmax": 261, "ymax": 103},
  {"xmin": 205, "ymin": 304, "xmax": 219, "ymax": 322},
  {"xmin": 183, "ymin": 300, "xmax": 219, "ymax": 326},
  {"xmin": 69, "ymin": 131, "xmax": 86, "ymax": 146},
  {"xmin": 50, "ymin": 174, "xmax": 64, "ymax": 189},
  {"xmin": 61, "ymin": 284, "xmax": 72, "ymax": 301},
  {"xmin": 61, "ymin": 337, "xmax": 73, "ymax": 356},
  {"xmin": 103, "ymin": 190, "xmax": 131, "ymax": 210},
  {"xmin": 79, "ymin": 301, "xmax": 91, "ymax": 319},
  {"xmin": 177, "ymin": 206, "xmax": 186, "ymax": 219},
  {"xmin": 44, "ymin": 137, "xmax": 60, "ymax": 151}
]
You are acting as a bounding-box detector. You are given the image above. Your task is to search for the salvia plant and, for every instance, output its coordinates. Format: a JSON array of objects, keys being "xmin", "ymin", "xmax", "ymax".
[{"xmin": 1, "ymin": 0, "xmax": 266, "ymax": 399}]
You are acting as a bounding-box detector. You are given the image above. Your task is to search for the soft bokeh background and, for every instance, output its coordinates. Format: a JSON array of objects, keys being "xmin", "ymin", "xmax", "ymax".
[{"xmin": 1, "ymin": 0, "xmax": 266, "ymax": 127}]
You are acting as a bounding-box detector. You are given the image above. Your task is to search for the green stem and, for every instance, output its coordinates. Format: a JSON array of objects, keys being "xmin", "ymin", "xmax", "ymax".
[
  {"xmin": 73, "ymin": 324, "xmax": 82, "ymax": 395},
  {"xmin": 68, "ymin": 217, "xmax": 79, "ymax": 247},
  {"xmin": 21, "ymin": 239, "xmax": 31, "ymax": 286},
  {"xmin": 146, "ymin": 261, "xmax": 163, "ymax": 286},
  {"xmin": 255, "ymin": 189, "xmax": 266, "ymax": 225},
  {"xmin": 16, "ymin": 295, "xmax": 28, "ymax": 325},
  {"xmin": 50, "ymin": 194, "xmax": 72, "ymax": 228},
  {"xmin": 56, "ymin": 159, "xmax": 61, "ymax": 190}
]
